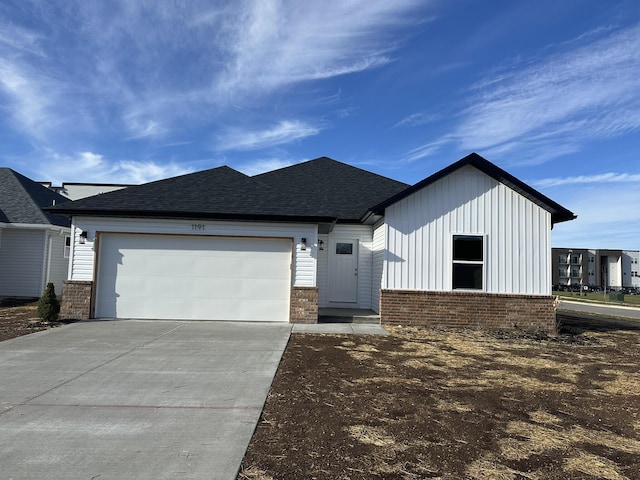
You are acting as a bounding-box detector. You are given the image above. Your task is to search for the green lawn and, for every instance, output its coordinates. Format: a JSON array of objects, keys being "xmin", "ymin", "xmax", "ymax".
[{"xmin": 554, "ymin": 291, "xmax": 640, "ymax": 306}]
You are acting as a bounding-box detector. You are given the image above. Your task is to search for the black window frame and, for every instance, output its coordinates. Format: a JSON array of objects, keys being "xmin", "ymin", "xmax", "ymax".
[{"xmin": 452, "ymin": 235, "xmax": 484, "ymax": 290}]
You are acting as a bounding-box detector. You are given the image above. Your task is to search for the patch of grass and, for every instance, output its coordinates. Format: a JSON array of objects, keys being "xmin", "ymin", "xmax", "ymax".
[{"xmin": 554, "ymin": 290, "xmax": 640, "ymax": 306}]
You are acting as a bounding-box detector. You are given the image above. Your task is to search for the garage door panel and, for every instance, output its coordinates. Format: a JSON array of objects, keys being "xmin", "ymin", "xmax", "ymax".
[{"xmin": 96, "ymin": 234, "xmax": 292, "ymax": 321}]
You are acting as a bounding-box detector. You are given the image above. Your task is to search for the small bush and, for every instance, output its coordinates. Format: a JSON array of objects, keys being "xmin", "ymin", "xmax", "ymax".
[{"xmin": 37, "ymin": 282, "xmax": 60, "ymax": 322}]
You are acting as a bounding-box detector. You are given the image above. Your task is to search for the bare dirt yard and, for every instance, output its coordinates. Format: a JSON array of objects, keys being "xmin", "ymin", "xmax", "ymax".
[
  {"xmin": 239, "ymin": 322, "xmax": 640, "ymax": 479},
  {"xmin": 2, "ymin": 301, "xmax": 638, "ymax": 479},
  {"xmin": 0, "ymin": 298, "xmax": 69, "ymax": 341}
]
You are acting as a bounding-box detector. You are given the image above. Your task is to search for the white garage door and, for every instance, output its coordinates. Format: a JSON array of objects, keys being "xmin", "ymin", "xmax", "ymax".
[{"xmin": 95, "ymin": 234, "xmax": 292, "ymax": 321}]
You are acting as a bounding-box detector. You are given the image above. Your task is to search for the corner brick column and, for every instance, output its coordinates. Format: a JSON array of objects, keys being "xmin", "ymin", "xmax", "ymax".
[
  {"xmin": 380, "ymin": 289, "xmax": 557, "ymax": 334},
  {"xmin": 290, "ymin": 286, "xmax": 319, "ymax": 324},
  {"xmin": 60, "ymin": 280, "xmax": 93, "ymax": 320}
]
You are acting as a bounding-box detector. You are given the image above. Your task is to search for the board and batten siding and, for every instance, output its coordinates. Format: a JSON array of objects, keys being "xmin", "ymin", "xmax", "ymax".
[
  {"xmin": 0, "ymin": 228, "xmax": 46, "ymax": 297},
  {"xmin": 371, "ymin": 222, "xmax": 385, "ymax": 313},
  {"xmin": 384, "ymin": 165, "xmax": 552, "ymax": 295},
  {"xmin": 68, "ymin": 217, "xmax": 317, "ymax": 287},
  {"xmin": 317, "ymin": 224, "xmax": 374, "ymax": 309}
]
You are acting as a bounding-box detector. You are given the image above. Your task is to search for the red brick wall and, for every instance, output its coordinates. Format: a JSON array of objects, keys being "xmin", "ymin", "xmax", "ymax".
[
  {"xmin": 380, "ymin": 289, "xmax": 556, "ymax": 334},
  {"xmin": 60, "ymin": 280, "xmax": 93, "ymax": 320},
  {"xmin": 290, "ymin": 286, "xmax": 319, "ymax": 324}
]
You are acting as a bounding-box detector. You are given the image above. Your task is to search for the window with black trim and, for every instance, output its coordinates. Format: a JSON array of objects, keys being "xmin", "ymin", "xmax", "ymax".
[
  {"xmin": 63, "ymin": 235, "xmax": 71, "ymax": 258},
  {"xmin": 452, "ymin": 235, "xmax": 483, "ymax": 290}
]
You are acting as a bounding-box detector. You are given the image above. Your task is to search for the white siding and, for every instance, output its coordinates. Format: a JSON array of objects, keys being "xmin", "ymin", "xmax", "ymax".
[
  {"xmin": 0, "ymin": 228, "xmax": 45, "ymax": 297},
  {"xmin": 69, "ymin": 217, "xmax": 317, "ymax": 287},
  {"xmin": 45, "ymin": 232, "xmax": 70, "ymax": 295},
  {"xmin": 318, "ymin": 224, "xmax": 373, "ymax": 309},
  {"xmin": 385, "ymin": 165, "xmax": 552, "ymax": 295},
  {"xmin": 317, "ymin": 234, "xmax": 329, "ymax": 306},
  {"xmin": 371, "ymin": 222, "xmax": 385, "ymax": 313}
]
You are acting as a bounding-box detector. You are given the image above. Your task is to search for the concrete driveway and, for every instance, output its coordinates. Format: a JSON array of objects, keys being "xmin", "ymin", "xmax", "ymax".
[{"xmin": 0, "ymin": 320, "xmax": 291, "ymax": 480}]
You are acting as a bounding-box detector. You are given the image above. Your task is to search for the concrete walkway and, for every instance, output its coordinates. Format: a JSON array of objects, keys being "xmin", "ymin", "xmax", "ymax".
[
  {"xmin": 292, "ymin": 323, "xmax": 390, "ymax": 335},
  {"xmin": 559, "ymin": 300, "xmax": 640, "ymax": 320},
  {"xmin": 0, "ymin": 320, "xmax": 291, "ymax": 480}
]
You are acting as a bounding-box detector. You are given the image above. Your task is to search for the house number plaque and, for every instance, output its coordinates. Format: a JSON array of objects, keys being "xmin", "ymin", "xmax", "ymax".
[{"xmin": 191, "ymin": 224, "xmax": 206, "ymax": 231}]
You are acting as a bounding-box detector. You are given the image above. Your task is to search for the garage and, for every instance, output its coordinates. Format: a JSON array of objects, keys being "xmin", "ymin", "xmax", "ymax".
[{"xmin": 95, "ymin": 233, "xmax": 292, "ymax": 321}]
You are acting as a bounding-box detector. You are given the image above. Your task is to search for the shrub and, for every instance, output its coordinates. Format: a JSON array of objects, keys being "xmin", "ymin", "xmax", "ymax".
[{"xmin": 37, "ymin": 282, "xmax": 60, "ymax": 322}]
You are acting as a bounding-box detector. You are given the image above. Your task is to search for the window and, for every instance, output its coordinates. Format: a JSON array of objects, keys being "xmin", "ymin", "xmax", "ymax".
[
  {"xmin": 335, "ymin": 242, "xmax": 353, "ymax": 255},
  {"xmin": 63, "ymin": 235, "xmax": 71, "ymax": 258},
  {"xmin": 559, "ymin": 268, "xmax": 569, "ymax": 278},
  {"xmin": 452, "ymin": 235, "xmax": 483, "ymax": 290},
  {"xmin": 559, "ymin": 255, "xmax": 568, "ymax": 264},
  {"xmin": 571, "ymin": 255, "xmax": 580, "ymax": 264}
]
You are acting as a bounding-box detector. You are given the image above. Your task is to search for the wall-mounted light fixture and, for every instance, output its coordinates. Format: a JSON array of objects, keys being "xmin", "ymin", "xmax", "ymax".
[
  {"xmin": 79, "ymin": 231, "xmax": 88, "ymax": 244},
  {"xmin": 318, "ymin": 239, "xmax": 324, "ymax": 250},
  {"xmin": 301, "ymin": 237, "xmax": 307, "ymax": 251}
]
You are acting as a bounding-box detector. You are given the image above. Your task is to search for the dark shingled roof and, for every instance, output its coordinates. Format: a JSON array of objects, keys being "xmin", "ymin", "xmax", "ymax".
[
  {"xmin": 48, "ymin": 157, "xmax": 409, "ymax": 222},
  {"xmin": 0, "ymin": 168, "xmax": 71, "ymax": 228},
  {"xmin": 47, "ymin": 154, "xmax": 575, "ymax": 225},
  {"xmin": 254, "ymin": 157, "xmax": 409, "ymax": 221},
  {"xmin": 371, "ymin": 152, "xmax": 576, "ymax": 224}
]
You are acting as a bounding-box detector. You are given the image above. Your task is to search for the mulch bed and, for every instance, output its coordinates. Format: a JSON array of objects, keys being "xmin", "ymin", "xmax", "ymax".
[
  {"xmin": 239, "ymin": 324, "xmax": 640, "ymax": 479},
  {"xmin": 0, "ymin": 298, "xmax": 71, "ymax": 341}
]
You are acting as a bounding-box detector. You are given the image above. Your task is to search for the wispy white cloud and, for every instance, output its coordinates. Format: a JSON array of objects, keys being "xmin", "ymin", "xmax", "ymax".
[
  {"xmin": 533, "ymin": 172, "xmax": 640, "ymax": 188},
  {"xmin": 0, "ymin": 0, "xmax": 426, "ymax": 158},
  {"xmin": 217, "ymin": 120, "xmax": 321, "ymax": 151},
  {"xmin": 549, "ymin": 186, "xmax": 640, "ymax": 250},
  {"xmin": 213, "ymin": 1, "xmax": 424, "ymax": 100},
  {"xmin": 406, "ymin": 23, "xmax": 640, "ymax": 164},
  {"xmin": 394, "ymin": 112, "xmax": 439, "ymax": 128},
  {"xmin": 38, "ymin": 150, "xmax": 192, "ymax": 184},
  {"xmin": 402, "ymin": 138, "xmax": 451, "ymax": 162}
]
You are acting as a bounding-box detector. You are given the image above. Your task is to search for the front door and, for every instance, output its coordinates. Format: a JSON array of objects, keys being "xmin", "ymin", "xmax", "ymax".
[{"xmin": 328, "ymin": 238, "xmax": 358, "ymax": 303}]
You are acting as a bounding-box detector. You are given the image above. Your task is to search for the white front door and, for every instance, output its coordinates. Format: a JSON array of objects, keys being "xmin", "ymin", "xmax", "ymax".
[{"xmin": 328, "ymin": 238, "xmax": 358, "ymax": 303}]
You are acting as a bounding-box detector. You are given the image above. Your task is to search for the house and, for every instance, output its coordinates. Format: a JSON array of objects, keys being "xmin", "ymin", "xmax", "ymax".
[
  {"xmin": 49, "ymin": 153, "xmax": 575, "ymax": 332},
  {"xmin": 0, "ymin": 168, "xmax": 71, "ymax": 298},
  {"xmin": 39, "ymin": 181, "xmax": 132, "ymax": 200},
  {"xmin": 552, "ymin": 247, "xmax": 640, "ymax": 291}
]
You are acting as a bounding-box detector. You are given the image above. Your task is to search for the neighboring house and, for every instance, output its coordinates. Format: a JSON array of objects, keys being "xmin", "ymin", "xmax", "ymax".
[
  {"xmin": 39, "ymin": 182, "xmax": 131, "ymax": 200},
  {"xmin": 50, "ymin": 153, "xmax": 575, "ymax": 332},
  {"xmin": 0, "ymin": 168, "xmax": 71, "ymax": 298},
  {"xmin": 552, "ymin": 247, "xmax": 640, "ymax": 291}
]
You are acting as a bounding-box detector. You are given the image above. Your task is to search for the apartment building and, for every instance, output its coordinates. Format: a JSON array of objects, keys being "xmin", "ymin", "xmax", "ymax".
[{"xmin": 552, "ymin": 248, "xmax": 640, "ymax": 291}]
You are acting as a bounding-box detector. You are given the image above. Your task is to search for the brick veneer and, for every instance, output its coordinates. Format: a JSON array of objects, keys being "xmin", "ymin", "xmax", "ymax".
[
  {"xmin": 380, "ymin": 289, "xmax": 556, "ymax": 334},
  {"xmin": 60, "ymin": 280, "xmax": 93, "ymax": 320},
  {"xmin": 290, "ymin": 286, "xmax": 319, "ymax": 324}
]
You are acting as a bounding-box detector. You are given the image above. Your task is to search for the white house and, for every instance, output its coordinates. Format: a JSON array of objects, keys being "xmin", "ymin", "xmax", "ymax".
[
  {"xmin": 0, "ymin": 168, "xmax": 71, "ymax": 298},
  {"xmin": 50, "ymin": 154, "xmax": 575, "ymax": 332}
]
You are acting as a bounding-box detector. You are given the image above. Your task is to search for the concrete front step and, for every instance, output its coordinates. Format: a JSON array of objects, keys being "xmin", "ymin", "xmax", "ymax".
[{"xmin": 318, "ymin": 308, "xmax": 381, "ymax": 325}]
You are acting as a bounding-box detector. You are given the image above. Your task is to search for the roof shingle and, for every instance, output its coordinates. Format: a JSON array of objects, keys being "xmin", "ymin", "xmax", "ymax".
[{"xmin": 0, "ymin": 168, "xmax": 71, "ymax": 227}]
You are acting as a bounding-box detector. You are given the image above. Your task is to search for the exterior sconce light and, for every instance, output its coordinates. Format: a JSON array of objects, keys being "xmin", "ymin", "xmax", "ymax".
[
  {"xmin": 301, "ymin": 237, "xmax": 307, "ymax": 250},
  {"xmin": 318, "ymin": 239, "xmax": 324, "ymax": 250},
  {"xmin": 79, "ymin": 231, "xmax": 88, "ymax": 244}
]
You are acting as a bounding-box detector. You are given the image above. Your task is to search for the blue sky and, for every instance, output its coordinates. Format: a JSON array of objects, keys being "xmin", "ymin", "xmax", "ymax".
[{"xmin": 1, "ymin": 1, "xmax": 639, "ymax": 249}]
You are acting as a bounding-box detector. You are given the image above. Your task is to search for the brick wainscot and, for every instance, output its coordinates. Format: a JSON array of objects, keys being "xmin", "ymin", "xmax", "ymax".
[
  {"xmin": 60, "ymin": 280, "xmax": 93, "ymax": 320},
  {"xmin": 290, "ymin": 286, "xmax": 319, "ymax": 324},
  {"xmin": 380, "ymin": 290, "xmax": 556, "ymax": 334}
]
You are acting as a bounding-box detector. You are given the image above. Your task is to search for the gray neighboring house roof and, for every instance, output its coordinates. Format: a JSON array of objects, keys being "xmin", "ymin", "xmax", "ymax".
[
  {"xmin": 47, "ymin": 157, "xmax": 409, "ymax": 223},
  {"xmin": 0, "ymin": 168, "xmax": 71, "ymax": 228}
]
